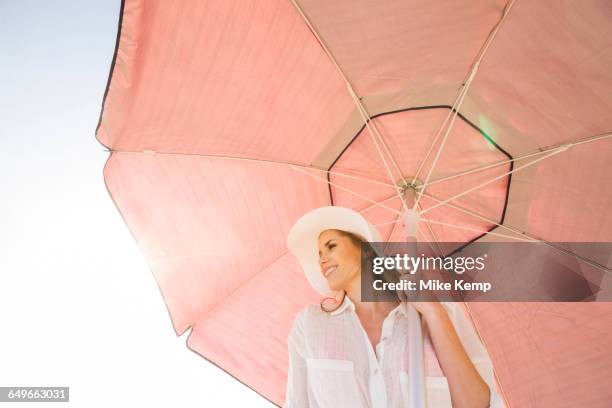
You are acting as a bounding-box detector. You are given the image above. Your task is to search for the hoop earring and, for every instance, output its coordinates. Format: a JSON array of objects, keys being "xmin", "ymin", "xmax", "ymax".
[{"xmin": 320, "ymin": 290, "xmax": 347, "ymax": 313}]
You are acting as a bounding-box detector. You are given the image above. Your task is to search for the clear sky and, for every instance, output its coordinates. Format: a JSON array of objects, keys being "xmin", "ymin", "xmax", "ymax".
[{"xmin": 0, "ymin": 1, "xmax": 273, "ymax": 406}]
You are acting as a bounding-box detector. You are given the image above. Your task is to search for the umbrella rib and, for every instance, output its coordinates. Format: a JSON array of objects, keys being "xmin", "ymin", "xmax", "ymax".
[
  {"xmin": 420, "ymin": 218, "xmax": 537, "ymax": 242},
  {"xmin": 419, "ymin": 145, "xmax": 569, "ymax": 215},
  {"xmin": 289, "ymin": 0, "xmax": 410, "ymax": 211},
  {"xmin": 411, "ymin": 96, "xmax": 468, "ymax": 188},
  {"xmin": 347, "ymin": 86, "xmax": 410, "ymax": 209},
  {"xmin": 319, "ymin": 169, "xmax": 396, "ymax": 189},
  {"xmin": 358, "ymin": 195, "xmax": 403, "ymax": 214},
  {"xmin": 385, "ymin": 212, "xmax": 402, "ymax": 242},
  {"xmin": 290, "ymin": 165, "xmax": 402, "ymax": 216},
  {"xmin": 421, "ymin": 131, "xmax": 612, "ymax": 189},
  {"xmin": 373, "ymin": 188, "xmax": 612, "ymax": 274},
  {"xmin": 197, "ymin": 250, "xmax": 290, "ymax": 324},
  {"xmin": 111, "ymin": 148, "xmax": 325, "ymax": 168},
  {"xmin": 421, "ymin": 190, "xmax": 523, "ymax": 234},
  {"xmin": 413, "ymin": 0, "xmax": 517, "ymax": 210},
  {"xmin": 110, "ymin": 149, "xmax": 396, "ymax": 189},
  {"xmin": 412, "ymin": 80, "xmax": 472, "ymax": 209},
  {"xmin": 416, "ymin": 200, "xmax": 446, "ymax": 257},
  {"xmin": 420, "ymin": 191, "xmax": 612, "ymax": 275},
  {"xmin": 374, "ymin": 218, "xmax": 535, "ymax": 242}
]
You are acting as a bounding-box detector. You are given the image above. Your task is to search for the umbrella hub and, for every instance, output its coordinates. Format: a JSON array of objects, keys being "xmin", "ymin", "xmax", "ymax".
[
  {"xmin": 397, "ymin": 177, "xmax": 423, "ymax": 203},
  {"xmin": 395, "ymin": 177, "xmax": 422, "ymax": 240}
]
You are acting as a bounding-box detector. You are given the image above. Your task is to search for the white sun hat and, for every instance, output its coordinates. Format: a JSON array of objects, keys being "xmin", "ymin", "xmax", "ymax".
[{"xmin": 286, "ymin": 206, "xmax": 382, "ymax": 296}]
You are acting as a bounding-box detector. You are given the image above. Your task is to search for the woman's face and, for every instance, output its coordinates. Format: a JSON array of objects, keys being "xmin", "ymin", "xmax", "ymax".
[{"xmin": 318, "ymin": 229, "xmax": 361, "ymax": 291}]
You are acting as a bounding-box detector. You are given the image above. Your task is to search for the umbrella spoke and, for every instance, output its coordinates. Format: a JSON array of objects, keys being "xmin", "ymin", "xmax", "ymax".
[
  {"xmin": 290, "ymin": 165, "xmax": 402, "ymax": 216},
  {"xmin": 411, "ymin": 100, "xmax": 465, "ymax": 188},
  {"xmin": 370, "ymin": 187, "xmax": 612, "ymax": 274},
  {"xmin": 419, "ymin": 145, "xmax": 570, "ymax": 216},
  {"xmin": 113, "ymin": 149, "xmax": 398, "ymax": 189},
  {"xmin": 347, "ymin": 86, "xmax": 410, "ymax": 210},
  {"xmin": 374, "ymin": 217, "xmax": 535, "ymax": 242},
  {"xmin": 416, "ymin": 201, "xmax": 446, "ymax": 257},
  {"xmin": 113, "ymin": 148, "xmax": 329, "ymax": 169},
  {"xmin": 358, "ymin": 194, "xmax": 402, "ymax": 214},
  {"xmin": 290, "ymin": 0, "xmax": 410, "ymax": 211},
  {"xmin": 375, "ymin": 219, "xmax": 407, "ymax": 227},
  {"xmin": 319, "ymin": 168, "xmax": 397, "ymax": 189},
  {"xmin": 419, "ymin": 218, "xmax": 538, "ymax": 242},
  {"xmin": 413, "ymin": 86, "xmax": 470, "ymax": 210},
  {"xmin": 419, "ymin": 191, "xmax": 612, "ymax": 275},
  {"xmin": 420, "ymin": 190, "xmax": 523, "ymax": 235},
  {"xmin": 421, "ymin": 131, "xmax": 612, "ymax": 189},
  {"xmin": 413, "ymin": 0, "xmax": 518, "ymax": 210}
]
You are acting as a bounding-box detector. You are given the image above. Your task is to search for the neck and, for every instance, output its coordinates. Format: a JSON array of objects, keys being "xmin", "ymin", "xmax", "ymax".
[{"xmin": 345, "ymin": 275, "xmax": 398, "ymax": 318}]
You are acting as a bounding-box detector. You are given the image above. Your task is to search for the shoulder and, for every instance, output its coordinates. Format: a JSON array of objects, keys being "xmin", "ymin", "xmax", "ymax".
[
  {"xmin": 292, "ymin": 303, "xmax": 325, "ymax": 327},
  {"xmin": 287, "ymin": 304, "xmax": 322, "ymax": 346}
]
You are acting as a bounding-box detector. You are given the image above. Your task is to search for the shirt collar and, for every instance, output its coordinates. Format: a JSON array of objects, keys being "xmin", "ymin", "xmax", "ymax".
[
  {"xmin": 330, "ymin": 295, "xmax": 408, "ymax": 318},
  {"xmin": 330, "ymin": 294, "xmax": 355, "ymax": 316}
]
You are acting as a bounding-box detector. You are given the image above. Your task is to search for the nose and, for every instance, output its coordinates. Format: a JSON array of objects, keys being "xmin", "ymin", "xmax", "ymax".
[{"xmin": 319, "ymin": 254, "xmax": 328, "ymax": 266}]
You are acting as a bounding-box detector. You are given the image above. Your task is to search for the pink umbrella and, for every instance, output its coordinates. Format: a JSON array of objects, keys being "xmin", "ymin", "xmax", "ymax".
[{"xmin": 96, "ymin": 0, "xmax": 612, "ymax": 406}]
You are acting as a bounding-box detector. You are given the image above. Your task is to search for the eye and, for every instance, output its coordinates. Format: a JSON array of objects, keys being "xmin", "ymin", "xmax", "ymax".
[{"xmin": 328, "ymin": 243, "xmax": 336, "ymax": 250}]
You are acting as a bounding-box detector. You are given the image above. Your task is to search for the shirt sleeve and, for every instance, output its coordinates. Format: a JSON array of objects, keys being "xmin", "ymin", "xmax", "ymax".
[
  {"xmin": 283, "ymin": 309, "xmax": 310, "ymax": 408},
  {"xmin": 442, "ymin": 302, "xmax": 506, "ymax": 408}
]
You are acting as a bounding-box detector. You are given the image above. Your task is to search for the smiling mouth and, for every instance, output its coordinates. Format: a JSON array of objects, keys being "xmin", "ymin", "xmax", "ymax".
[{"xmin": 323, "ymin": 265, "xmax": 337, "ymax": 278}]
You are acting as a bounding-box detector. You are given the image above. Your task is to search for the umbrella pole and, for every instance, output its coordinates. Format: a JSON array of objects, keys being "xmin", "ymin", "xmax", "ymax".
[{"xmin": 398, "ymin": 187, "xmax": 427, "ymax": 408}]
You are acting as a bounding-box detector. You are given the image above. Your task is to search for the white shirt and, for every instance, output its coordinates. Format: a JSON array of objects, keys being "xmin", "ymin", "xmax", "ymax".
[{"xmin": 284, "ymin": 296, "xmax": 505, "ymax": 408}]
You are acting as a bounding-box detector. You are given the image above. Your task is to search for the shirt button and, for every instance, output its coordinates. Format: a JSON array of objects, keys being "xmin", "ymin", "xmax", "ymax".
[
  {"xmin": 373, "ymin": 368, "xmax": 379, "ymax": 375},
  {"xmin": 381, "ymin": 336, "xmax": 387, "ymax": 342}
]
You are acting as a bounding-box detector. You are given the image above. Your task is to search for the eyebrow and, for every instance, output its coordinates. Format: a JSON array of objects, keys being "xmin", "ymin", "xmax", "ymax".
[{"xmin": 318, "ymin": 239, "xmax": 336, "ymax": 256}]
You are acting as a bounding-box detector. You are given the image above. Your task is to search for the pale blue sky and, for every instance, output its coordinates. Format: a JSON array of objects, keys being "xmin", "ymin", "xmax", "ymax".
[{"xmin": 0, "ymin": 1, "xmax": 272, "ymax": 406}]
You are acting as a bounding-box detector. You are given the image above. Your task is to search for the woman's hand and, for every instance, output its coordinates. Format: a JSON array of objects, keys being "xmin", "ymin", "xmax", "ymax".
[
  {"xmin": 396, "ymin": 271, "xmax": 443, "ymax": 321},
  {"xmin": 410, "ymin": 301, "xmax": 445, "ymax": 321}
]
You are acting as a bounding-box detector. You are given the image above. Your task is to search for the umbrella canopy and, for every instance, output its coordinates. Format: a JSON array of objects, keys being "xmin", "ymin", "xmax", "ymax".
[{"xmin": 96, "ymin": 0, "xmax": 612, "ymax": 406}]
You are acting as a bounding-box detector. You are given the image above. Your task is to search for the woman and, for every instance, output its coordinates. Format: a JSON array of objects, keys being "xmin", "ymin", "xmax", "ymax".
[{"xmin": 284, "ymin": 206, "xmax": 504, "ymax": 408}]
